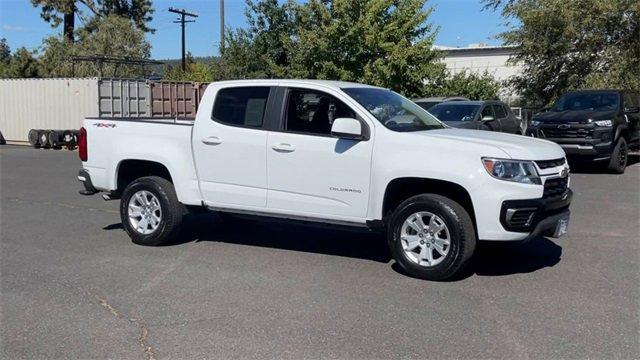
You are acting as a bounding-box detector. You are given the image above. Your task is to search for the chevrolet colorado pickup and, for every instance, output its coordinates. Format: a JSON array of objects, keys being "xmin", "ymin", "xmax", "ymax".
[
  {"xmin": 78, "ymin": 80, "xmax": 572, "ymax": 280},
  {"xmin": 527, "ymin": 90, "xmax": 640, "ymax": 173}
]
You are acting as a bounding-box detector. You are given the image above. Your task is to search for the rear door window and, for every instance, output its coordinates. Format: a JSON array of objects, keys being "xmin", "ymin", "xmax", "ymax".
[
  {"xmin": 481, "ymin": 105, "xmax": 495, "ymax": 119},
  {"xmin": 212, "ymin": 87, "xmax": 271, "ymax": 127},
  {"xmin": 493, "ymin": 105, "xmax": 507, "ymax": 119}
]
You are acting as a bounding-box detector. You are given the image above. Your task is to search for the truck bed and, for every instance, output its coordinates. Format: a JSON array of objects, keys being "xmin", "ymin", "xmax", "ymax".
[
  {"xmin": 85, "ymin": 117, "xmax": 195, "ymax": 126},
  {"xmin": 82, "ymin": 116, "xmax": 201, "ymax": 205}
]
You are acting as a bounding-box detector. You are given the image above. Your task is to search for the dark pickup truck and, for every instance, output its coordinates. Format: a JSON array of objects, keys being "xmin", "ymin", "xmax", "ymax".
[{"xmin": 527, "ymin": 90, "xmax": 640, "ymax": 173}]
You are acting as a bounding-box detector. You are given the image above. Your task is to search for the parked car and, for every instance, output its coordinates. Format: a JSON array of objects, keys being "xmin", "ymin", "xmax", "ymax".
[
  {"xmin": 511, "ymin": 107, "xmax": 534, "ymax": 124},
  {"xmin": 527, "ymin": 90, "xmax": 640, "ymax": 173},
  {"xmin": 413, "ymin": 96, "xmax": 469, "ymax": 110},
  {"xmin": 428, "ymin": 100, "xmax": 526, "ymax": 134},
  {"xmin": 78, "ymin": 80, "xmax": 572, "ymax": 281}
]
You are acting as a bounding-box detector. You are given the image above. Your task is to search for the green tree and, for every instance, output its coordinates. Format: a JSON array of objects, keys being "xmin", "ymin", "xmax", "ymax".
[
  {"xmin": 163, "ymin": 54, "xmax": 213, "ymax": 82},
  {"xmin": 3, "ymin": 48, "xmax": 41, "ymax": 78},
  {"xmin": 211, "ymin": 0, "xmax": 295, "ymax": 80},
  {"xmin": 485, "ymin": 0, "xmax": 639, "ymax": 106},
  {"xmin": 215, "ymin": 0, "xmax": 445, "ymax": 97},
  {"xmin": 31, "ymin": 0, "xmax": 154, "ymax": 42},
  {"xmin": 210, "ymin": 30, "xmax": 261, "ymax": 80},
  {"xmin": 438, "ymin": 71, "xmax": 501, "ymax": 100},
  {"xmin": 0, "ymin": 39, "xmax": 11, "ymax": 77},
  {"xmin": 289, "ymin": 0, "xmax": 444, "ymax": 97},
  {"xmin": 0, "ymin": 39, "xmax": 11, "ymax": 62},
  {"xmin": 39, "ymin": 15, "xmax": 151, "ymax": 77}
]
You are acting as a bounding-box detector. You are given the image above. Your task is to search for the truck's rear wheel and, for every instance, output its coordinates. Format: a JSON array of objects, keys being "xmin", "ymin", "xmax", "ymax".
[
  {"xmin": 387, "ymin": 194, "xmax": 476, "ymax": 281},
  {"xmin": 120, "ymin": 176, "xmax": 186, "ymax": 246}
]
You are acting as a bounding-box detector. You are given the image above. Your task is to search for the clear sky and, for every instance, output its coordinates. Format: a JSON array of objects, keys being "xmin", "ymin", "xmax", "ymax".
[{"xmin": 0, "ymin": 0, "xmax": 507, "ymax": 59}]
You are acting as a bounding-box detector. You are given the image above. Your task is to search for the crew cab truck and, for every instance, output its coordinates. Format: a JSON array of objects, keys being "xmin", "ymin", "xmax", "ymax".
[
  {"xmin": 78, "ymin": 80, "xmax": 572, "ymax": 281},
  {"xmin": 527, "ymin": 90, "xmax": 640, "ymax": 173}
]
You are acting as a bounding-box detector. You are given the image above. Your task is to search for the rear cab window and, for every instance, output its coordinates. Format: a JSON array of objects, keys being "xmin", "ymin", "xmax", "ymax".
[{"xmin": 212, "ymin": 87, "xmax": 271, "ymax": 127}]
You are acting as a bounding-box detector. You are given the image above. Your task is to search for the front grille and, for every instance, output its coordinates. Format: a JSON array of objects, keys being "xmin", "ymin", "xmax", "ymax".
[
  {"xmin": 536, "ymin": 158, "xmax": 566, "ymax": 169},
  {"xmin": 508, "ymin": 209, "xmax": 536, "ymax": 227},
  {"xmin": 540, "ymin": 126, "xmax": 593, "ymax": 139},
  {"xmin": 543, "ymin": 177, "xmax": 569, "ymax": 198}
]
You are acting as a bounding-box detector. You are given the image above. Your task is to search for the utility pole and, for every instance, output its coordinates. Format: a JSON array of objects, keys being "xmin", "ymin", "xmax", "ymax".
[
  {"xmin": 219, "ymin": 0, "xmax": 225, "ymax": 53},
  {"xmin": 169, "ymin": 7, "xmax": 198, "ymax": 71}
]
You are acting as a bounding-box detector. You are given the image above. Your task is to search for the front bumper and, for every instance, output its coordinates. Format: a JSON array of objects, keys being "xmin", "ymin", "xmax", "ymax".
[
  {"xmin": 527, "ymin": 126, "xmax": 613, "ymax": 160},
  {"xmin": 499, "ymin": 188, "xmax": 572, "ymax": 241}
]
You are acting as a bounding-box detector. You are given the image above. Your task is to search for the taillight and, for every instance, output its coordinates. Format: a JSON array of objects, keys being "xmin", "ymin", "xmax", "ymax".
[{"xmin": 78, "ymin": 127, "xmax": 87, "ymax": 161}]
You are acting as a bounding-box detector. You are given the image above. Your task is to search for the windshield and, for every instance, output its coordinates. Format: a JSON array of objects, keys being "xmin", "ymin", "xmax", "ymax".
[
  {"xmin": 429, "ymin": 104, "xmax": 480, "ymax": 122},
  {"xmin": 552, "ymin": 92, "xmax": 619, "ymax": 112},
  {"xmin": 342, "ymin": 87, "xmax": 445, "ymax": 132},
  {"xmin": 415, "ymin": 101, "xmax": 440, "ymax": 110}
]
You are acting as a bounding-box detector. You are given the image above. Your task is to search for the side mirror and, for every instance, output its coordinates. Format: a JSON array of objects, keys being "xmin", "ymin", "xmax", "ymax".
[
  {"xmin": 624, "ymin": 106, "xmax": 639, "ymax": 114},
  {"xmin": 481, "ymin": 115, "xmax": 495, "ymax": 122},
  {"xmin": 331, "ymin": 118, "xmax": 364, "ymax": 140}
]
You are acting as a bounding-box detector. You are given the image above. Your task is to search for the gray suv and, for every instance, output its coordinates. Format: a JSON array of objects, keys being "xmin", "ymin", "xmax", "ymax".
[{"xmin": 428, "ymin": 100, "xmax": 525, "ymax": 134}]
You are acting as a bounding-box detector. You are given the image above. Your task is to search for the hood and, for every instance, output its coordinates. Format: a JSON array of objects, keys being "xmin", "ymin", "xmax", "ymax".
[
  {"xmin": 441, "ymin": 121, "xmax": 478, "ymax": 129},
  {"xmin": 533, "ymin": 109, "xmax": 617, "ymax": 123},
  {"xmin": 414, "ymin": 129, "xmax": 565, "ymax": 160}
]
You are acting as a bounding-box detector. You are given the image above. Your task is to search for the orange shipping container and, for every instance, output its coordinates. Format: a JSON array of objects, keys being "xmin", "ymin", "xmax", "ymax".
[{"xmin": 149, "ymin": 82, "xmax": 208, "ymax": 119}]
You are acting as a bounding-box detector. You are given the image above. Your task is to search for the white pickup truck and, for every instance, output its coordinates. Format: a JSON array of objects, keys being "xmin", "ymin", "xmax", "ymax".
[{"xmin": 78, "ymin": 79, "xmax": 572, "ymax": 280}]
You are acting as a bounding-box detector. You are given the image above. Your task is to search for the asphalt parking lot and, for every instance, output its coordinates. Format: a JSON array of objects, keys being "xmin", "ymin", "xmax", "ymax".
[{"xmin": 1, "ymin": 145, "xmax": 639, "ymax": 359}]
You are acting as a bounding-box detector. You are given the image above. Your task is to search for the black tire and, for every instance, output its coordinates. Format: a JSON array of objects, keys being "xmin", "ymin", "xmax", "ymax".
[
  {"xmin": 387, "ymin": 194, "xmax": 476, "ymax": 281},
  {"xmin": 120, "ymin": 176, "xmax": 186, "ymax": 246},
  {"xmin": 28, "ymin": 129, "xmax": 41, "ymax": 146},
  {"xmin": 39, "ymin": 130, "xmax": 50, "ymax": 148},
  {"xmin": 608, "ymin": 137, "xmax": 628, "ymax": 174}
]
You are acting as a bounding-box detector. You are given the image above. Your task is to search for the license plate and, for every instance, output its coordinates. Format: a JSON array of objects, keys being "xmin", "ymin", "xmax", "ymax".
[{"xmin": 553, "ymin": 217, "xmax": 570, "ymax": 238}]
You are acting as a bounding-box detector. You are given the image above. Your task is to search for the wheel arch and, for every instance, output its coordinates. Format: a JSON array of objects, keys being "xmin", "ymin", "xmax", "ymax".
[
  {"xmin": 615, "ymin": 123, "xmax": 629, "ymax": 141},
  {"xmin": 115, "ymin": 159, "xmax": 173, "ymax": 195},
  {"xmin": 382, "ymin": 177, "xmax": 477, "ymax": 231}
]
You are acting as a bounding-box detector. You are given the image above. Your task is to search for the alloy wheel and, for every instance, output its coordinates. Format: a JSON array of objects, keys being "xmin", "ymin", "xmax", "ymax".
[
  {"xmin": 128, "ymin": 190, "xmax": 162, "ymax": 235},
  {"xmin": 400, "ymin": 211, "xmax": 451, "ymax": 267}
]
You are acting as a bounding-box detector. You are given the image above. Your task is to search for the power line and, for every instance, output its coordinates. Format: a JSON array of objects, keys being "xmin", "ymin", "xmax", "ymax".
[{"xmin": 168, "ymin": 7, "xmax": 198, "ymax": 71}]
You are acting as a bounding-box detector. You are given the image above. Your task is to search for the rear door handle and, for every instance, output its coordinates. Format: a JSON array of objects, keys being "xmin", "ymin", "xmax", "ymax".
[
  {"xmin": 271, "ymin": 143, "xmax": 295, "ymax": 153},
  {"xmin": 202, "ymin": 136, "xmax": 222, "ymax": 145}
]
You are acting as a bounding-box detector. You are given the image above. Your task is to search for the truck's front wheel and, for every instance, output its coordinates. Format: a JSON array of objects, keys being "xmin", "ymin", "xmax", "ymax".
[
  {"xmin": 120, "ymin": 176, "xmax": 186, "ymax": 246},
  {"xmin": 388, "ymin": 194, "xmax": 476, "ymax": 281},
  {"xmin": 607, "ymin": 137, "xmax": 627, "ymax": 174}
]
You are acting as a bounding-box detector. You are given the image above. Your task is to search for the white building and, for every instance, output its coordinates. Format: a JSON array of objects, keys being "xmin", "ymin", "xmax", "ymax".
[{"xmin": 436, "ymin": 44, "xmax": 523, "ymax": 103}]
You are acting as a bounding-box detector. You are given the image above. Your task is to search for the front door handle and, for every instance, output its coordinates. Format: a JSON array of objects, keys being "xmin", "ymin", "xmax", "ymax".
[
  {"xmin": 202, "ymin": 136, "xmax": 222, "ymax": 145},
  {"xmin": 271, "ymin": 143, "xmax": 295, "ymax": 153}
]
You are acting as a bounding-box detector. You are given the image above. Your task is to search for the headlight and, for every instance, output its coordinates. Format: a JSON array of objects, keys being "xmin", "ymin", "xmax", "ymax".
[
  {"xmin": 594, "ymin": 119, "xmax": 612, "ymax": 127},
  {"xmin": 530, "ymin": 120, "xmax": 541, "ymax": 127},
  {"xmin": 482, "ymin": 158, "xmax": 541, "ymax": 185}
]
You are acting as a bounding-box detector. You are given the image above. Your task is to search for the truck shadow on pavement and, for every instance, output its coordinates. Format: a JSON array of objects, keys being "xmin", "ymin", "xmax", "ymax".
[
  {"xmin": 105, "ymin": 213, "xmax": 563, "ymax": 280},
  {"xmin": 468, "ymin": 239, "xmax": 561, "ymax": 277},
  {"xmin": 181, "ymin": 213, "xmax": 392, "ymax": 263}
]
